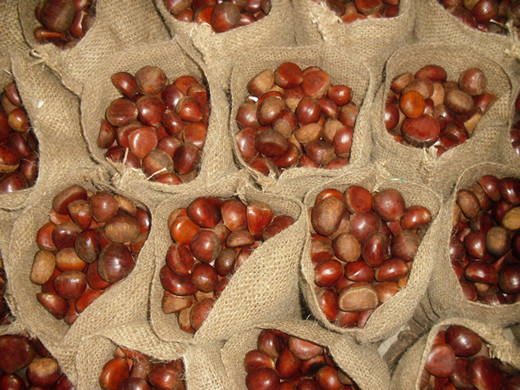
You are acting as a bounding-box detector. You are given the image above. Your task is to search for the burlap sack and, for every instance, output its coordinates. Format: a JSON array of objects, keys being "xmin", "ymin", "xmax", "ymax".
[
  {"xmin": 5, "ymin": 165, "xmax": 158, "ymax": 384},
  {"xmin": 154, "ymin": 0, "xmax": 295, "ymax": 91},
  {"xmin": 415, "ymin": 0, "xmax": 520, "ymax": 92},
  {"xmin": 150, "ymin": 172, "xmax": 306, "ymax": 344},
  {"xmin": 300, "ymin": 163, "xmax": 443, "ymax": 344},
  {"xmin": 221, "ymin": 320, "xmax": 391, "ymax": 390},
  {"xmin": 428, "ymin": 162, "xmax": 520, "ymax": 327},
  {"xmin": 18, "ymin": 0, "xmax": 170, "ymax": 96},
  {"xmin": 76, "ymin": 321, "xmax": 188, "ymax": 389},
  {"xmin": 1, "ymin": 48, "xmax": 94, "ymax": 211},
  {"xmin": 81, "ymin": 39, "xmax": 237, "ymax": 208},
  {"xmin": 291, "ymin": 0, "xmax": 415, "ymax": 84},
  {"xmin": 371, "ymin": 43, "xmax": 512, "ymax": 200},
  {"xmin": 229, "ymin": 44, "xmax": 374, "ymax": 199},
  {"xmin": 391, "ymin": 317, "xmax": 520, "ymax": 389}
]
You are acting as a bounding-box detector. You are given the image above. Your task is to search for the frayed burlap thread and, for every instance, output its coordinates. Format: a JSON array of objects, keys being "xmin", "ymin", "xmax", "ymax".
[
  {"xmin": 150, "ymin": 173, "xmax": 306, "ymax": 344},
  {"xmin": 76, "ymin": 321, "xmax": 187, "ymax": 389},
  {"xmin": 81, "ymin": 39, "xmax": 237, "ymax": 209},
  {"xmin": 371, "ymin": 43, "xmax": 512, "ymax": 200},
  {"xmin": 300, "ymin": 164, "xmax": 443, "ymax": 344},
  {"xmin": 292, "ymin": 0, "xmax": 416, "ymax": 86},
  {"xmin": 18, "ymin": 0, "xmax": 169, "ymax": 95},
  {"xmin": 222, "ymin": 320, "xmax": 391, "ymax": 390},
  {"xmin": 391, "ymin": 317, "xmax": 520, "ymax": 390},
  {"xmin": 428, "ymin": 162, "xmax": 520, "ymax": 327},
  {"xmin": 415, "ymin": 0, "xmax": 520, "ymax": 92},
  {"xmin": 229, "ymin": 44, "xmax": 374, "ymax": 198},
  {"xmin": 154, "ymin": 0, "xmax": 295, "ymax": 91}
]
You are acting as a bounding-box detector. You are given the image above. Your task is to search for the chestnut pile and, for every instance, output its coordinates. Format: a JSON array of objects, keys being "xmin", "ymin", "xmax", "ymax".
[
  {"xmin": 236, "ymin": 62, "xmax": 358, "ymax": 176},
  {"xmin": 451, "ymin": 175, "xmax": 520, "ymax": 304},
  {"xmin": 0, "ymin": 81, "xmax": 39, "ymax": 193},
  {"xmin": 34, "ymin": 0, "xmax": 96, "ymax": 48},
  {"xmin": 163, "ymin": 0, "xmax": 271, "ymax": 32},
  {"xmin": 310, "ymin": 186, "xmax": 432, "ymax": 328},
  {"xmin": 437, "ymin": 0, "xmax": 520, "ymax": 36},
  {"xmin": 31, "ymin": 185, "xmax": 150, "ymax": 324},
  {"xmin": 510, "ymin": 93, "xmax": 520, "ymax": 157},
  {"xmin": 161, "ymin": 196, "xmax": 294, "ymax": 333},
  {"xmin": 0, "ymin": 334, "xmax": 74, "ymax": 389},
  {"xmin": 421, "ymin": 325, "xmax": 520, "ymax": 389},
  {"xmin": 386, "ymin": 65, "xmax": 496, "ymax": 155},
  {"xmin": 98, "ymin": 66, "xmax": 209, "ymax": 185},
  {"xmin": 314, "ymin": 0, "xmax": 399, "ymax": 22},
  {"xmin": 99, "ymin": 347, "xmax": 185, "ymax": 390},
  {"xmin": 244, "ymin": 329, "xmax": 359, "ymax": 390}
]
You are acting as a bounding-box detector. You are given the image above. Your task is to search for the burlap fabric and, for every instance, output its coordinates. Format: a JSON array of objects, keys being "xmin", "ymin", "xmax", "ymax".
[
  {"xmin": 18, "ymin": 0, "xmax": 169, "ymax": 96},
  {"xmin": 221, "ymin": 320, "xmax": 391, "ymax": 390},
  {"xmin": 391, "ymin": 317, "xmax": 520, "ymax": 389},
  {"xmin": 415, "ymin": 0, "xmax": 520, "ymax": 92},
  {"xmin": 150, "ymin": 173, "xmax": 306, "ymax": 344},
  {"xmin": 371, "ymin": 43, "xmax": 512, "ymax": 200},
  {"xmin": 154, "ymin": 0, "xmax": 295, "ymax": 91},
  {"xmin": 300, "ymin": 164, "xmax": 443, "ymax": 344},
  {"xmin": 81, "ymin": 39, "xmax": 236, "ymax": 208},
  {"xmin": 428, "ymin": 162, "xmax": 520, "ymax": 327},
  {"xmin": 498, "ymin": 91, "xmax": 520, "ymax": 167},
  {"xmin": 291, "ymin": 0, "xmax": 415, "ymax": 85},
  {"xmin": 229, "ymin": 44, "xmax": 374, "ymax": 199},
  {"xmin": 76, "ymin": 321, "xmax": 188, "ymax": 389},
  {"xmin": 5, "ymin": 166, "xmax": 157, "ymax": 384},
  {"xmin": 0, "ymin": 2, "xmax": 36, "ymax": 211}
]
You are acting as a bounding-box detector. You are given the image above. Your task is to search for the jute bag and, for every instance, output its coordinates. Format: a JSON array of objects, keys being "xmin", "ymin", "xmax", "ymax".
[
  {"xmin": 81, "ymin": 39, "xmax": 237, "ymax": 209},
  {"xmin": 76, "ymin": 321, "xmax": 189, "ymax": 389},
  {"xmin": 428, "ymin": 162, "xmax": 520, "ymax": 327},
  {"xmin": 300, "ymin": 164, "xmax": 443, "ymax": 344},
  {"xmin": 229, "ymin": 44, "xmax": 374, "ymax": 199},
  {"xmin": 0, "ymin": 0, "xmax": 36, "ymax": 211},
  {"xmin": 1, "ymin": 48, "xmax": 94, "ymax": 209},
  {"xmin": 18, "ymin": 0, "xmax": 170, "ymax": 96},
  {"xmin": 221, "ymin": 320, "xmax": 391, "ymax": 390},
  {"xmin": 291, "ymin": 0, "xmax": 416, "ymax": 84},
  {"xmin": 150, "ymin": 173, "xmax": 306, "ymax": 344},
  {"xmin": 415, "ymin": 0, "xmax": 520, "ymax": 92},
  {"xmin": 5, "ymin": 166, "xmax": 158, "ymax": 384},
  {"xmin": 391, "ymin": 317, "xmax": 520, "ymax": 389},
  {"xmin": 154, "ymin": 0, "xmax": 295, "ymax": 91},
  {"xmin": 371, "ymin": 43, "xmax": 512, "ymax": 200}
]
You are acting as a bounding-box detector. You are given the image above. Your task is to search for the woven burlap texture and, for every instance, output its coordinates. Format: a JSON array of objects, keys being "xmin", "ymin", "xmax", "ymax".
[
  {"xmin": 291, "ymin": 0, "xmax": 415, "ymax": 85},
  {"xmin": 300, "ymin": 164, "xmax": 443, "ymax": 344},
  {"xmin": 76, "ymin": 321, "xmax": 187, "ymax": 390},
  {"xmin": 229, "ymin": 44, "xmax": 375, "ymax": 197},
  {"xmin": 498, "ymin": 91, "xmax": 520, "ymax": 167},
  {"xmin": 428, "ymin": 162, "xmax": 520, "ymax": 327},
  {"xmin": 221, "ymin": 320, "xmax": 391, "ymax": 390},
  {"xmin": 415, "ymin": 0, "xmax": 520, "ymax": 92},
  {"xmin": 371, "ymin": 43, "xmax": 512, "ymax": 200},
  {"xmin": 6, "ymin": 166, "xmax": 158, "ymax": 384},
  {"xmin": 81, "ymin": 39, "xmax": 237, "ymax": 209},
  {"xmin": 150, "ymin": 172, "xmax": 306, "ymax": 344},
  {"xmin": 18, "ymin": 0, "xmax": 169, "ymax": 96},
  {"xmin": 154, "ymin": 0, "xmax": 295, "ymax": 91},
  {"xmin": 391, "ymin": 317, "xmax": 520, "ymax": 390}
]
